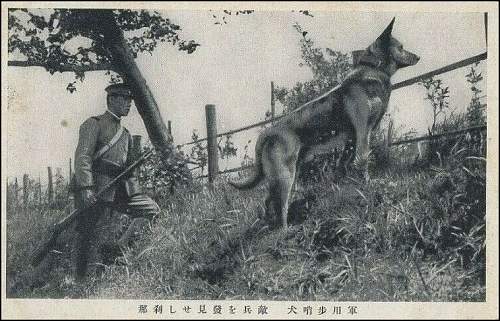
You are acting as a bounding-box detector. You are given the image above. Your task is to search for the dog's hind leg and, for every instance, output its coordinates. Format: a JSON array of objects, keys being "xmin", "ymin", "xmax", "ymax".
[
  {"xmin": 342, "ymin": 87, "xmax": 372, "ymax": 181},
  {"xmin": 280, "ymin": 162, "xmax": 298, "ymax": 229},
  {"xmin": 262, "ymin": 133, "xmax": 301, "ymax": 230},
  {"xmin": 264, "ymin": 180, "xmax": 283, "ymax": 228},
  {"xmin": 265, "ymin": 165, "xmax": 297, "ymax": 230}
]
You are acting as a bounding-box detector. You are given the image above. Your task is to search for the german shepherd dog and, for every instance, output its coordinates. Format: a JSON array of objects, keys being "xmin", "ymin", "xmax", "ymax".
[{"xmin": 229, "ymin": 18, "xmax": 420, "ymax": 229}]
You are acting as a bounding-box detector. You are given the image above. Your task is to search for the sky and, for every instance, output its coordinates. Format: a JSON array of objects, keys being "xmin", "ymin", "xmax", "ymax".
[{"xmin": 5, "ymin": 10, "xmax": 487, "ymax": 183}]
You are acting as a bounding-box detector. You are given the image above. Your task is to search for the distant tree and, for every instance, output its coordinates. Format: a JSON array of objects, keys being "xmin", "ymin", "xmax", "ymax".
[{"xmin": 274, "ymin": 23, "xmax": 352, "ymax": 113}]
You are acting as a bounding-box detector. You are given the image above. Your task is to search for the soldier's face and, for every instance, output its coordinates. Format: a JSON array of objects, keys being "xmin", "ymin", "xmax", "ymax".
[{"xmin": 108, "ymin": 95, "xmax": 132, "ymax": 117}]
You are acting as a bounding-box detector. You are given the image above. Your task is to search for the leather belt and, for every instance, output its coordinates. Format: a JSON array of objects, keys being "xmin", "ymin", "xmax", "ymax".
[{"xmin": 93, "ymin": 160, "xmax": 125, "ymax": 177}]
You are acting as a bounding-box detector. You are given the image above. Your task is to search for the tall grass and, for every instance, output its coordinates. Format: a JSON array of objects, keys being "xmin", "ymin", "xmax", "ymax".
[{"xmin": 6, "ymin": 137, "xmax": 486, "ymax": 301}]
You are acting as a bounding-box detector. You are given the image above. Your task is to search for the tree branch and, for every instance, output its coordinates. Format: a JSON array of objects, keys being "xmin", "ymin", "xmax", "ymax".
[{"xmin": 8, "ymin": 60, "xmax": 114, "ymax": 73}]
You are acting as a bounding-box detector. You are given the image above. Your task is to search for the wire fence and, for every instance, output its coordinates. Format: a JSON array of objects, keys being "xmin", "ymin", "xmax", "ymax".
[
  {"xmin": 178, "ymin": 51, "xmax": 487, "ymax": 179},
  {"xmin": 6, "ymin": 51, "xmax": 489, "ymax": 193},
  {"xmin": 178, "ymin": 52, "xmax": 487, "ymax": 148}
]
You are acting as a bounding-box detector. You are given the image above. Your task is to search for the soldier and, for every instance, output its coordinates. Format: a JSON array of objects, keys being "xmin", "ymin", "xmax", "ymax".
[{"xmin": 72, "ymin": 83, "xmax": 160, "ymax": 281}]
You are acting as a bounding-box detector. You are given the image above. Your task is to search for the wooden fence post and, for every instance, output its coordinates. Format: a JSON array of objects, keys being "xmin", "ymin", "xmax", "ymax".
[
  {"xmin": 69, "ymin": 158, "xmax": 72, "ymax": 180},
  {"xmin": 205, "ymin": 104, "xmax": 219, "ymax": 183},
  {"xmin": 23, "ymin": 174, "xmax": 29, "ymax": 208},
  {"xmin": 385, "ymin": 120, "xmax": 394, "ymax": 148},
  {"xmin": 271, "ymin": 81, "xmax": 276, "ymax": 123},
  {"xmin": 68, "ymin": 158, "xmax": 73, "ymax": 203},
  {"xmin": 6, "ymin": 177, "xmax": 9, "ymax": 205},
  {"xmin": 14, "ymin": 177, "xmax": 19, "ymax": 205},
  {"xmin": 47, "ymin": 166, "xmax": 54, "ymax": 205},
  {"xmin": 484, "ymin": 12, "xmax": 488, "ymax": 47},
  {"xmin": 167, "ymin": 120, "xmax": 173, "ymax": 142},
  {"xmin": 38, "ymin": 176, "xmax": 42, "ymax": 206}
]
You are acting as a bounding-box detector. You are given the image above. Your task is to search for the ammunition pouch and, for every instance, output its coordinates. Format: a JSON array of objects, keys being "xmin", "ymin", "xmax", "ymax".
[
  {"xmin": 124, "ymin": 176, "xmax": 142, "ymax": 197},
  {"xmin": 93, "ymin": 160, "xmax": 125, "ymax": 178},
  {"xmin": 93, "ymin": 160, "xmax": 142, "ymax": 197}
]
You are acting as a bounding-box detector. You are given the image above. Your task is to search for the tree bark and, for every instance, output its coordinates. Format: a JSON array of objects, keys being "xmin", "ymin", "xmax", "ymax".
[{"xmin": 98, "ymin": 10, "xmax": 174, "ymax": 159}]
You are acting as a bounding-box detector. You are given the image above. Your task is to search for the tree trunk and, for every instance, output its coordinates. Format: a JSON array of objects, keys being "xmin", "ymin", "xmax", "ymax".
[{"xmin": 97, "ymin": 10, "xmax": 173, "ymax": 159}]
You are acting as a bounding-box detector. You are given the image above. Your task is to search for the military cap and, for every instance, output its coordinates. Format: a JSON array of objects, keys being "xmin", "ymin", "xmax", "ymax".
[{"xmin": 105, "ymin": 83, "xmax": 133, "ymax": 97}]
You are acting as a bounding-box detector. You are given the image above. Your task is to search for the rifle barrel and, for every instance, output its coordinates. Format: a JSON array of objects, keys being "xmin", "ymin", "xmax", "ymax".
[{"xmin": 31, "ymin": 149, "xmax": 153, "ymax": 267}]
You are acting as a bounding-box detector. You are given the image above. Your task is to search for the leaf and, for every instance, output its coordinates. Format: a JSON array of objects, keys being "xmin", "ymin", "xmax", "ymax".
[
  {"xmin": 66, "ymin": 81, "xmax": 77, "ymax": 93},
  {"xmin": 299, "ymin": 10, "xmax": 314, "ymax": 17}
]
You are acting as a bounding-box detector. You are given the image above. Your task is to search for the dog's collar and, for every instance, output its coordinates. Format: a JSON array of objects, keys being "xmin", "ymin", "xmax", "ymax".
[{"xmin": 358, "ymin": 54, "xmax": 384, "ymax": 69}]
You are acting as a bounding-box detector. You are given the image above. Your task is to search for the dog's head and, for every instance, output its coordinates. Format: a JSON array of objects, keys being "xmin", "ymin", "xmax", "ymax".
[{"xmin": 362, "ymin": 18, "xmax": 420, "ymax": 76}]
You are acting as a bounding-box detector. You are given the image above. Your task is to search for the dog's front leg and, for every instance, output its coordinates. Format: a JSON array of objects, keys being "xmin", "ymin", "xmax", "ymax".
[
  {"xmin": 343, "ymin": 89, "xmax": 371, "ymax": 181},
  {"xmin": 354, "ymin": 129, "xmax": 371, "ymax": 181}
]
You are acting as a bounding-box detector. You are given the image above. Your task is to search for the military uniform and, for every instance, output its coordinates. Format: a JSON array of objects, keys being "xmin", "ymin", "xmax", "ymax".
[{"xmin": 73, "ymin": 85, "xmax": 159, "ymax": 280}]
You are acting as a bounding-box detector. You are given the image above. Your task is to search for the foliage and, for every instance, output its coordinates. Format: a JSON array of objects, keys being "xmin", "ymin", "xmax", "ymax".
[
  {"xmin": 8, "ymin": 8, "xmax": 200, "ymax": 91},
  {"xmin": 6, "ymin": 181, "xmax": 19, "ymax": 214},
  {"xmin": 420, "ymin": 78, "xmax": 450, "ymax": 134},
  {"xmin": 188, "ymin": 130, "xmax": 208, "ymax": 175},
  {"xmin": 209, "ymin": 10, "xmax": 255, "ymax": 25},
  {"xmin": 218, "ymin": 135, "xmax": 238, "ymax": 170},
  {"xmin": 241, "ymin": 140, "xmax": 254, "ymax": 167},
  {"xmin": 465, "ymin": 63, "xmax": 486, "ymax": 127},
  {"xmin": 138, "ymin": 143, "xmax": 192, "ymax": 197},
  {"xmin": 51, "ymin": 170, "xmax": 67, "ymax": 209},
  {"xmin": 209, "ymin": 9, "xmax": 313, "ymax": 26},
  {"xmin": 416, "ymin": 66, "xmax": 486, "ymax": 167},
  {"xmin": 185, "ymin": 131, "xmax": 240, "ymax": 174},
  {"xmin": 139, "ymin": 128, "xmax": 240, "ymax": 193},
  {"xmin": 274, "ymin": 23, "xmax": 352, "ymax": 113}
]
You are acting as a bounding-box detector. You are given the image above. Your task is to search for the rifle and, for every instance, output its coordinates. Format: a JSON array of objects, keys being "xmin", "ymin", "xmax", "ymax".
[{"xmin": 31, "ymin": 149, "xmax": 153, "ymax": 267}]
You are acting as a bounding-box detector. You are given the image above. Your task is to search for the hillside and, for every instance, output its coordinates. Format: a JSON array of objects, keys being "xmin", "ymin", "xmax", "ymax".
[{"xmin": 6, "ymin": 142, "xmax": 486, "ymax": 301}]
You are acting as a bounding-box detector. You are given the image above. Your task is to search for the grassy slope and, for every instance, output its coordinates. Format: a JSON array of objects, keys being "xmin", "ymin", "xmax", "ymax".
[{"xmin": 6, "ymin": 151, "xmax": 486, "ymax": 301}]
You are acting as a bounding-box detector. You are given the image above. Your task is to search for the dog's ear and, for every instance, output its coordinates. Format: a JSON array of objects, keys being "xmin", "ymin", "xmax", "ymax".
[{"xmin": 377, "ymin": 17, "xmax": 395, "ymax": 43}]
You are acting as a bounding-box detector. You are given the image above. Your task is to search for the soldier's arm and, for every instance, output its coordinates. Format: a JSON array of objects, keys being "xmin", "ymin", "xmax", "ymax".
[{"xmin": 74, "ymin": 118, "xmax": 99, "ymax": 189}]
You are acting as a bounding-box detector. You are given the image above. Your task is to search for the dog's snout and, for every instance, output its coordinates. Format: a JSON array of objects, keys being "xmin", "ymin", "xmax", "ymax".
[{"xmin": 414, "ymin": 54, "xmax": 420, "ymax": 62}]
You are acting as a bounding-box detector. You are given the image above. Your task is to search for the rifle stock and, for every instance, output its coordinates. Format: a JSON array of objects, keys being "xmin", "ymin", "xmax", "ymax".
[
  {"xmin": 31, "ymin": 210, "xmax": 80, "ymax": 267},
  {"xmin": 31, "ymin": 149, "xmax": 153, "ymax": 267}
]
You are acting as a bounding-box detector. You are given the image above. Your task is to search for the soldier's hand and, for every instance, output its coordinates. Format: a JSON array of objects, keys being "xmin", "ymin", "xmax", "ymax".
[{"xmin": 82, "ymin": 189, "xmax": 98, "ymax": 207}]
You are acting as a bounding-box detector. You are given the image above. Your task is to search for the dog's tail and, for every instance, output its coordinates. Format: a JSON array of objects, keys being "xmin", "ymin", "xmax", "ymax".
[{"xmin": 228, "ymin": 135, "xmax": 265, "ymax": 190}]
